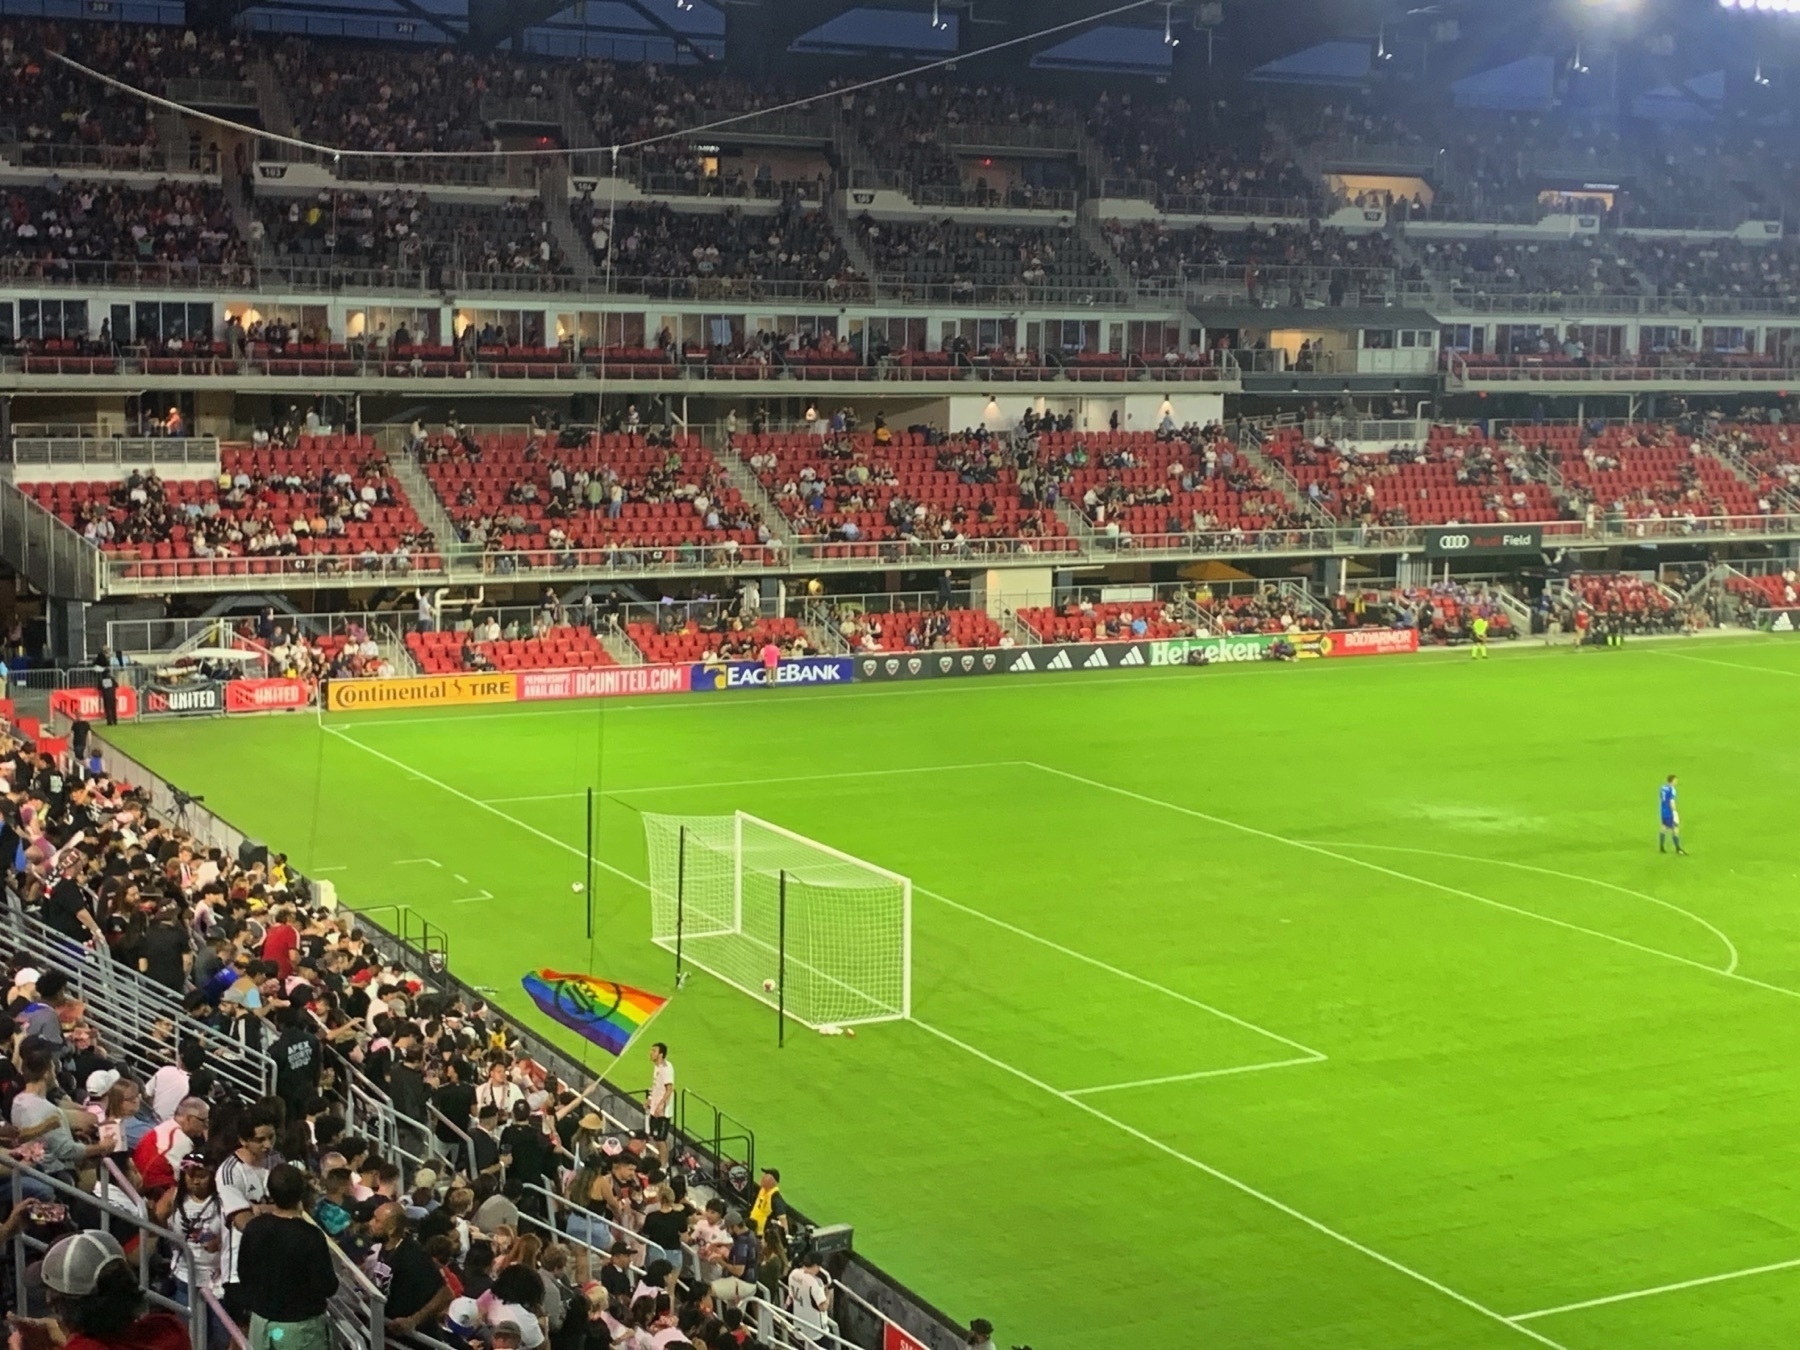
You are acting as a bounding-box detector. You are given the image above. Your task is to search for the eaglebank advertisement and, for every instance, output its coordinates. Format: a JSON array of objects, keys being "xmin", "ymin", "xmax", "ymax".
[{"xmin": 689, "ymin": 656, "xmax": 856, "ymax": 691}]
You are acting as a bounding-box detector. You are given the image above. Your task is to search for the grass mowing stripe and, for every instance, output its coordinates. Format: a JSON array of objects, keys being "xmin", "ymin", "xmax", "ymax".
[
  {"xmin": 909, "ymin": 1018, "xmax": 1573, "ymax": 1350},
  {"xmin": 331, "ymin": 729, "xmax": 1324, "ymax": 1062},
  {"xmin": 914, "ymin": 883, "xmax": 1325, "ymax": 1059}
]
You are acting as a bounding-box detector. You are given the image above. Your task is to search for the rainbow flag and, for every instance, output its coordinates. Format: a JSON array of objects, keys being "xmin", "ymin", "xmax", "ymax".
[{"xmin": 520, "ymin": 970, "xmax": 668, "ymax": 1056}]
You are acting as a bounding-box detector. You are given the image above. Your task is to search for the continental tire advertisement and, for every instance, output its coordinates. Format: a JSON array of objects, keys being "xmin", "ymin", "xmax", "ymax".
[{"xmin": 325, "ymin": 672, "xmax": 518, "ymax": 712}]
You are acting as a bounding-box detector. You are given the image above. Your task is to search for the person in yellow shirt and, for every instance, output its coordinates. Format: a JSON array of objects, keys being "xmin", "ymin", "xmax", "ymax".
[
  {"xmin": 1470, "ymin": 613, "xmax": 1490, "ymax": 660},
  {"xmin": 747, "ymin": 1167, "xmax": 787, "ymax": 1234}
]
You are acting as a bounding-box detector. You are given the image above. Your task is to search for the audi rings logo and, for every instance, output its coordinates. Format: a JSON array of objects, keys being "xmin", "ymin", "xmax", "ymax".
[{"xmin": 1437, "ymin": 533, "xmax": 1471, "ymax": 550}]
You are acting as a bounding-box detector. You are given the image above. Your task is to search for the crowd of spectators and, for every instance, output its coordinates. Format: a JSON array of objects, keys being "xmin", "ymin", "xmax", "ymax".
[
  {"xmin": 574, "ymin": 199, "xmax": 857, "ymax": 297},
  {"xmin": 0, "ymin": 720, "xmax": 824, "ymax": 1350},
  {"xmin": 272, "ymin": 40, "xmax": 555, "ymax": 155},
  {"xmin": 858, "ymin": 217, "xmax": 1108, "ymax": 298},
  {"xmin": 55, "ymin": 449, "xmax": 438, "ymax": 573},
  {"xmin": 1087, "ymin": 92, "xmax": 1318, "ymax": 209},
  {"xmin": 0, "ymin": 181, "xmax": 247, "ymax": 278}
]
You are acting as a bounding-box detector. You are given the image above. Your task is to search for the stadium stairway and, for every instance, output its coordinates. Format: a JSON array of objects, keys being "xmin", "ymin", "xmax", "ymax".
[
  {"xmin": 1051, "ymin": 494, "xmax": 1100, "ymax": 542},
  {"xmin": 1077, "ymin": 210, "xmax": 1136, "ymax": 293},
  {"xmin": 1242, "ymin": 440, "xmax": 1332, "ymax": 523},
  {"xmin": 1709, "ymin": 437, "xmax": 1800, "ymax": 509},
  {"xmin": 543, "ymin": 171, "xmax": 599, "ymax": 279},
  {"xmin": 389, "ymin": 440, "xmax": 469, "ymax": 559},
  {"xmin": 713, "ymin": 440, "xmax": 800, "ymax": 550}
]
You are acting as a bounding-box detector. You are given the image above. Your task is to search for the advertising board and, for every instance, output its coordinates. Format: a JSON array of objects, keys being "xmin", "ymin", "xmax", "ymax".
[
  {"xmin": 324, "ymin": 673, "xmax": 518, "ymax": 712},
  {"xmin": 688, "ymin": 656, "xmax": 856, "ymax": 691},
  {"xmin": 516, "ymin": 666, "xmax": 692, "ymax": 701}
]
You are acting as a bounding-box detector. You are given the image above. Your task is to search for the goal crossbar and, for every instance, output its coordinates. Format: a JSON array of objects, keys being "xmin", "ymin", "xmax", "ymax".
[{"xmin": 643, "ymin": 811, "xmax": 912, "ymax": 1029}]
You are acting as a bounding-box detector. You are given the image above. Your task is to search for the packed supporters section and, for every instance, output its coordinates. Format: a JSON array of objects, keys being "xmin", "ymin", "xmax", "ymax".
[
  {"xmin": 0, "ymin": 181, "xmax": 247, "ymax": 276},
  {"xmin": 626, "ymin": 614, "xmax": 811, "ymax": 663}
]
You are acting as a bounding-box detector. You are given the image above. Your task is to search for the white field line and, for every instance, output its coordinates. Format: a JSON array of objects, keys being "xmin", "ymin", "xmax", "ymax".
[
  {"xmin": 915, "ymin": 883, "xmax": 1324, "ymax": 1060},
  {"xmin": 1066, "ymin": 1056, "xmax": 1324, "ymax": 1096},
  {"xmin": 485, "ymin": 761, "xmax": 1027, "ymax": 804},
  {"xmin": 392, "ymin": 857, "xmax": 442, "ymax": 868},
  {"xmin": 910, "ymin": 1019, "xmax": 1569, "ymax": 1350},
  {"xmin": 1022, "ymin": 763, "xmax": 1800, "ymax": 1005},
  {"xmin": 1644, "ymin": 648, "xmax": 1800, "ymax": 680},
  {"xmin": 310, "ymin": 865, "xmax": 349, "ymax": 873},
  {"xmin": 1510, "ymin": 1254, "xmax": 1800, "ymax": 1322},
  {"xmin": 451, "ymin": 890, "xmax": 495, "ymax": 905},
  {"xmin": 1299, "ymin": 842, "xmax": 1740, "ymax": 975}
]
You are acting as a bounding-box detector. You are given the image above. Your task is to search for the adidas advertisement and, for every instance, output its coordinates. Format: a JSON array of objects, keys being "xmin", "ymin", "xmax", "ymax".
[{"xmin": 855, "ymin": 644, "xmax": 1152, "ymax": 681}]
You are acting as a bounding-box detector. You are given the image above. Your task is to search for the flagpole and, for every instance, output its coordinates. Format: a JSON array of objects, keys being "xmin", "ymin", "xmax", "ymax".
[{"xmin": 573, "ymin": 995, "xmax": 675, "ymax": 1122}]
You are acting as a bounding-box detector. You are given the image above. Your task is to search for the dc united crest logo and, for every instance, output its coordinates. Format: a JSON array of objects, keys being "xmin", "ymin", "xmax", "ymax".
[
  {"xmin": 907, "ymin": 658, "xmax": 922, "ymax": 674},
  {"xmin": 939, "ymin": 656, "xmax": 953, "ymax": 672},
  {"xmin": 981, "ymin": 654, "xmax": 997, "ymax": 670},
  {"xmin": 884, "ymin": 659, "xmax": 900, "ymax": 674},
  {"xmin": 959, "ymin": 655, "xmax": 974, "ymax": 671}
]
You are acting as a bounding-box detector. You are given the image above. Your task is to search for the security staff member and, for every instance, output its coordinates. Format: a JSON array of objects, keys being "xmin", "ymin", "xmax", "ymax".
[{"xmin": 95, "ymin": 649, "xmax": 119, "ymax": 726}]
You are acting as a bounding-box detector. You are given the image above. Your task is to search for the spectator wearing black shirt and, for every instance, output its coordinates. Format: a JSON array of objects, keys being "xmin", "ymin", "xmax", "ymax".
[
  {"xmin": 238, "ymin": 1163, "xmax": 337, "ymax": 1347},
  {"xmin": 136, "ymin": 905, "xmax": 190, "ymax": 991},
  {"xmin": 42, "ymin": 863, "xmax": 104, "ymax": 948},
  {"xmin": 499, "ymin": 1099, "xmax": 562, "ymax": 1217},
  {"xmin": 365, "ymin": 1202, "xmax": 451, "ymax": 1339},
  {"xmin": 271, "ymin": 1006, "xmax": 322, "ymax": 1115},
  {"xmin": 430, "ymin": 1059, "xmax": 476, "ymax": 1170}
]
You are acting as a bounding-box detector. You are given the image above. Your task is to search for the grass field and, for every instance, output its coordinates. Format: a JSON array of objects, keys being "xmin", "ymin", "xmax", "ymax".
[{"xmin": 107, "ymin": 636, "xmax": 1800, "ymax": 1349}]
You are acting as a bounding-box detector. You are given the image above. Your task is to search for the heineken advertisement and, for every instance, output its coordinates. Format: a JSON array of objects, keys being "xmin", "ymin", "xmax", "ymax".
[{"xmin": 857, "ymin": 629, "xmax": 1420, "ymax": 682}]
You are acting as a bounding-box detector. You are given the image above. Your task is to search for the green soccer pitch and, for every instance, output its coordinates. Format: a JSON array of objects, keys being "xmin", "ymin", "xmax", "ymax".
[{"xmin": 108, "ymin": 636, "xmax": 1800, "ymax": 1349}]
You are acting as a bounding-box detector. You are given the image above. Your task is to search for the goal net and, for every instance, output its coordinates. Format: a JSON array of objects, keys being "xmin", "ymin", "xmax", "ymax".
[{"xmin": 642, "ymin": 812, "xmax": 911, "ymax": 1029}]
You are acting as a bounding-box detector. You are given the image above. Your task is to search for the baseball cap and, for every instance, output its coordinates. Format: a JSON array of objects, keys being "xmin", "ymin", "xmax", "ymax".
[
  {"xmin": 411, "ymin": 1167, "xmax": 439, "ymax": 1190},
  {"xmin": 446, "ymin": 1297, "xmax": 481, "ymax": 1330},
  {"xmin": 11, "ymin": 968, "xmax": 40, "ymax": 989},
  {"xmin": 85, "ymin": 1069, "xmax": 120, "ymax": 1098},
  {"xmin": 42, "ymin": 1231, "xmax": 126, "ymax": 1296}
]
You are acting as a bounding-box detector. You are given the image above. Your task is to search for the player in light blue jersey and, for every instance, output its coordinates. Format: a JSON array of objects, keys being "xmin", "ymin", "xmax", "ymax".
[{"xmin": 1658, "ymin": 774, "xmax": 1686, "ymax": 855}]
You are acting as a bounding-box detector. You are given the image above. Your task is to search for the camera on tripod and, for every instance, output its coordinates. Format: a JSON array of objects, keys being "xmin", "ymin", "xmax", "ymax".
[{"xmin": 170, "ymin": 788, "xmax": 205, "ymax": 813}]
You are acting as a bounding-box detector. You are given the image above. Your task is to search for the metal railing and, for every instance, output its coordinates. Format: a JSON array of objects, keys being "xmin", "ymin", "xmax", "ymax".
[
  {"xmin": 0, "ymin": 897, "xmax": 276, "ymax": 1099},
  {"xmin": 910, "ymin": 183, "xmax": 1079, "ymax": 213},
  {"xmin": 0, "ymin": 479, "xmax": 103, "ymax": 601},
  {"xmin": 164, "ymin": 78, "xmax": 258, "ymax": 109},
  {"xmin": 0, "ymin": 142, "xmax": 218, "ymax": 176},
  {"xmin": 73, "ymin": 509, "xmax": 1800, "ymax": 596},
  {"xmin": 7, "ymin": 1160, "xmax": 222, "ymax": 1348},
  {"xmin": 0, "ymin": 351, "xmax": 1231, "ymax": 388},
  {"xmin": 9, "ymin": 435, "xmax": 221, "ymax": 469}
]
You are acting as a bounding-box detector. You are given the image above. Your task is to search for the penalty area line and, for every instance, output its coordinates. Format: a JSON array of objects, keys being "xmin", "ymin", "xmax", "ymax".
[
  {"xmin": 1509, "ymin": 1254, "xmax": 1800, "ymax": 1322},
  {"xmin": 910, "ymin": 1018, "xmax": 1568, "ymax": 1350},
  {"xmin": 1065, "ymin": 1055, "xmax": 1324, "ymax": 1096}
]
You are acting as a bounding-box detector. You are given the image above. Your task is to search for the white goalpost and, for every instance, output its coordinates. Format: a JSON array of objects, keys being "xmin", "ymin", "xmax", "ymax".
[{"xmin": 642, "ymin": 812, "xmax": 912, "ymax": 1031}]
